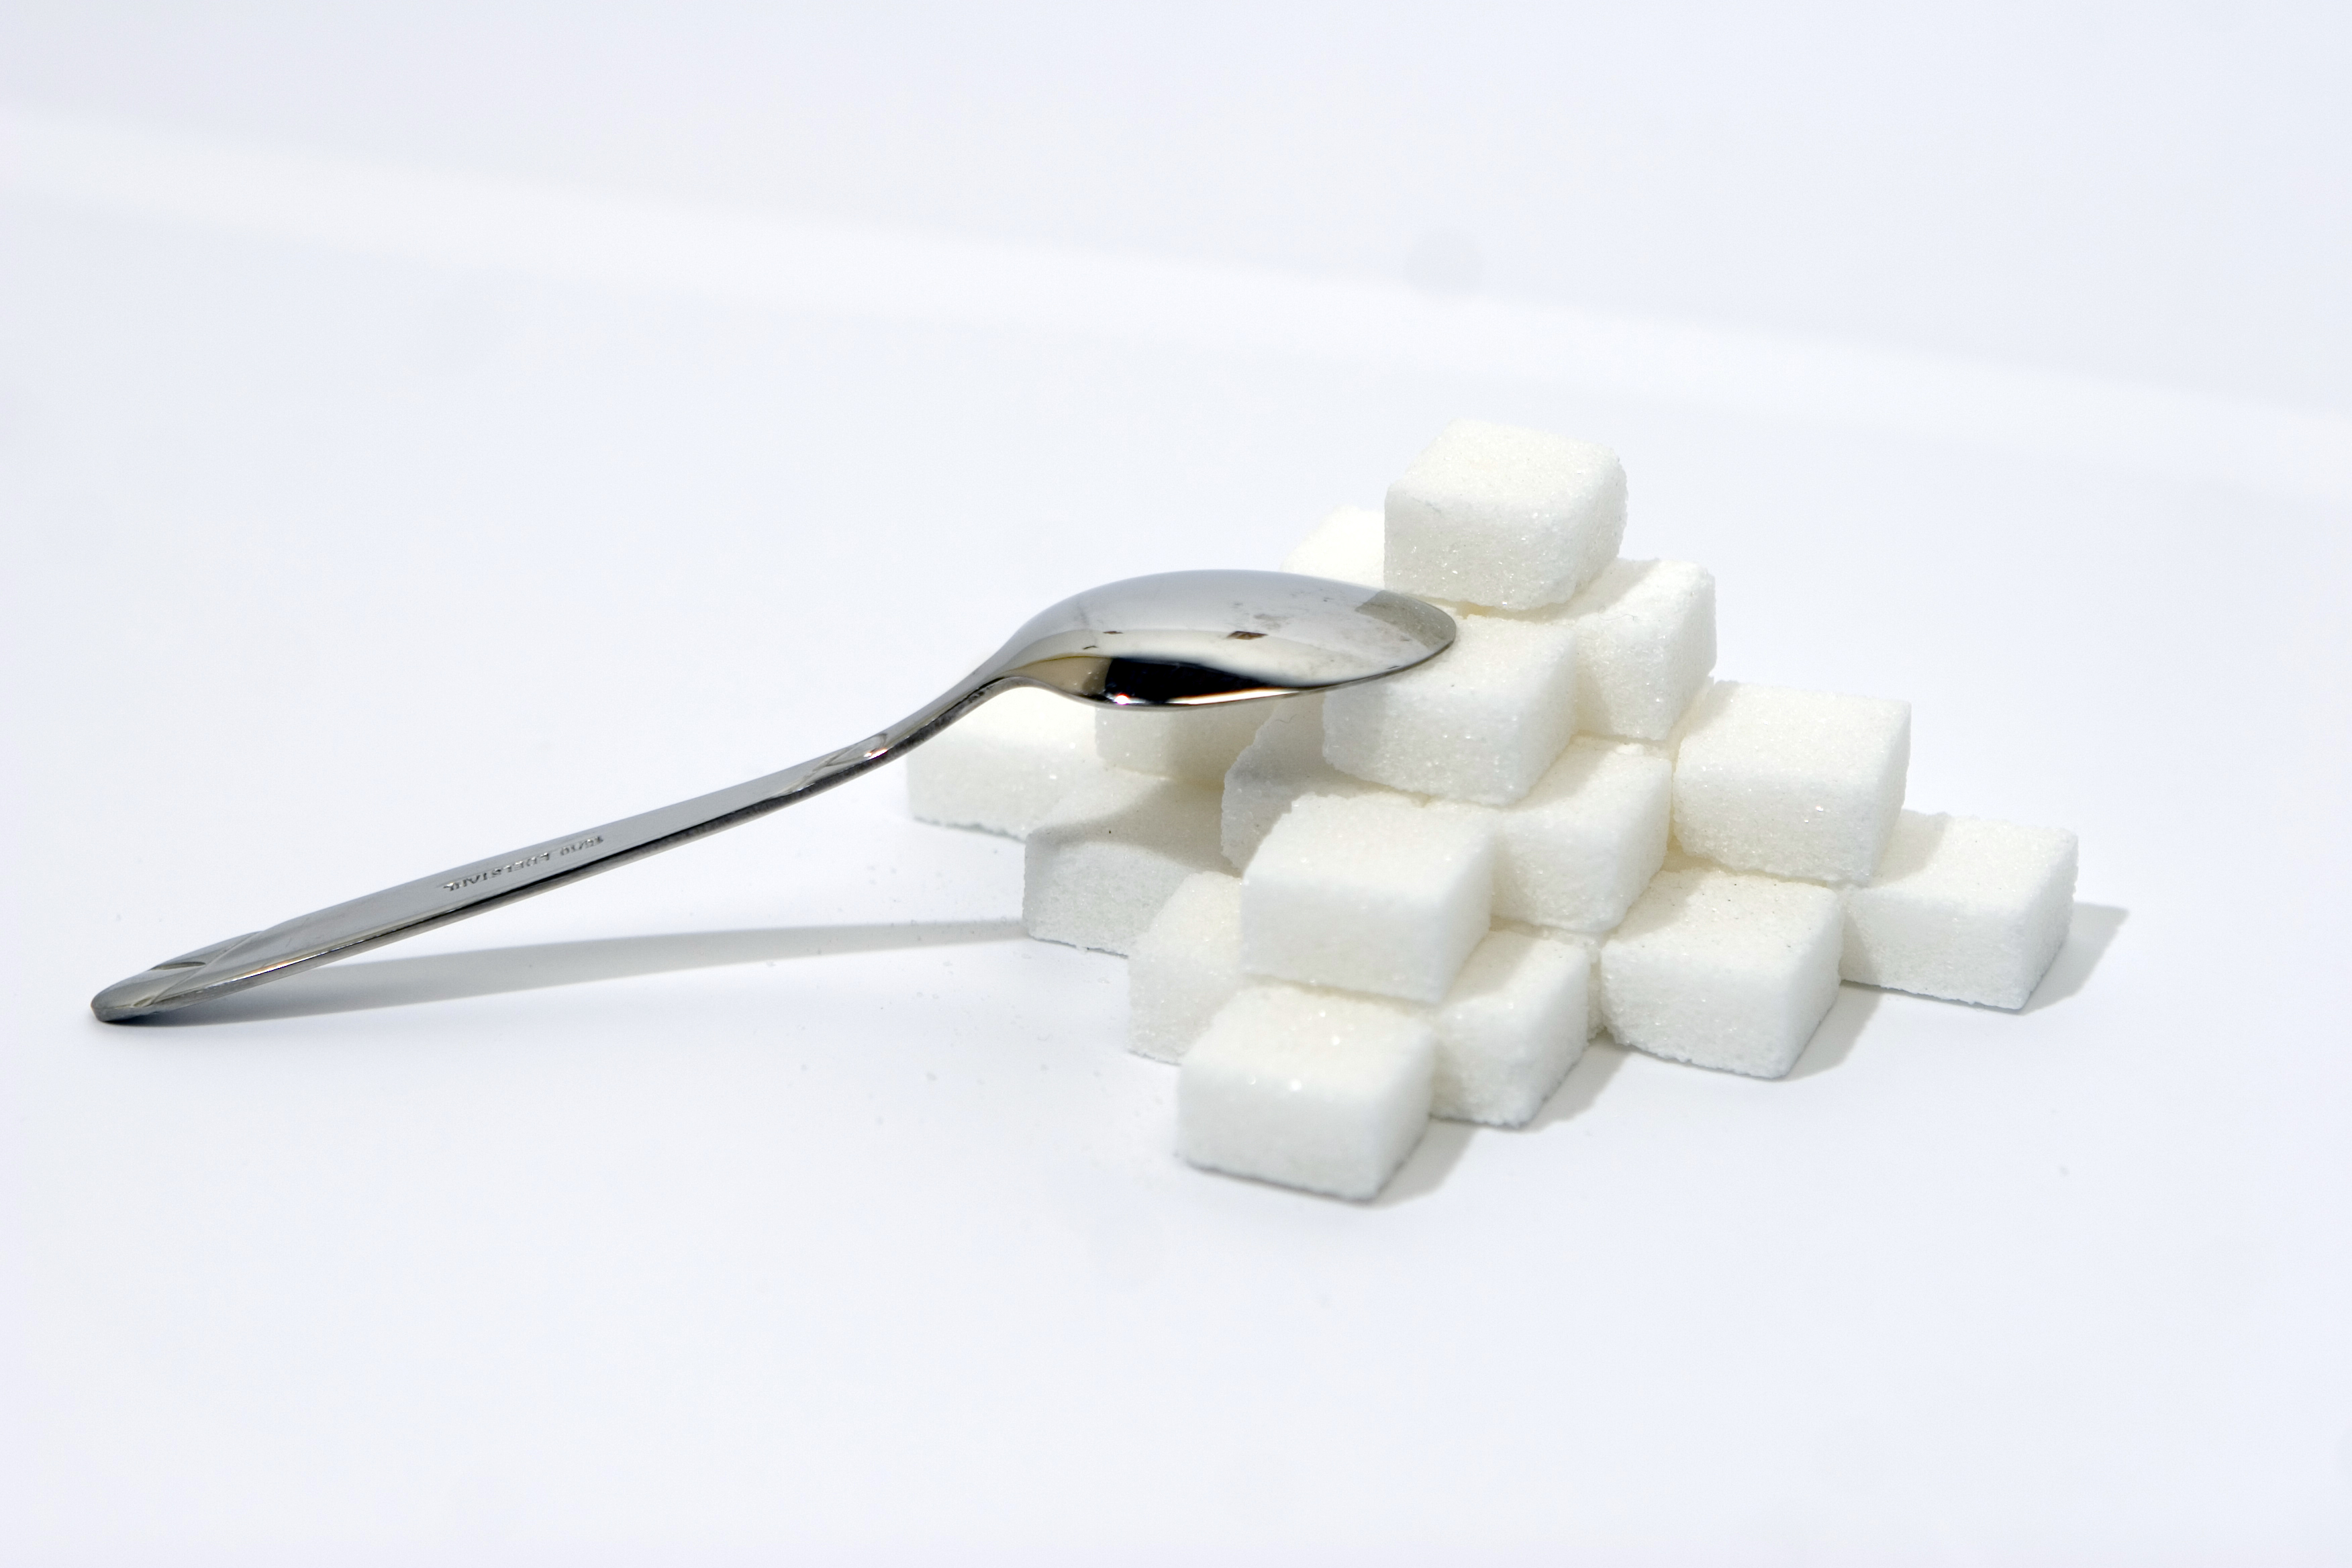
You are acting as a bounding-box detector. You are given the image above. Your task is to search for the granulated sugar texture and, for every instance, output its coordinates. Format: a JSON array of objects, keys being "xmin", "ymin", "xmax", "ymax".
[{"xmin": 912, "ymin": 418, "xmax": 2081, "ymax": 1198}]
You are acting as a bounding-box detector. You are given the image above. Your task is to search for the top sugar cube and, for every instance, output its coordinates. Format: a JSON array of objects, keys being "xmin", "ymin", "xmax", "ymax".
[{"xmin": 1384, "ymin": 420, "xmax": 1627, "ymax": 611}]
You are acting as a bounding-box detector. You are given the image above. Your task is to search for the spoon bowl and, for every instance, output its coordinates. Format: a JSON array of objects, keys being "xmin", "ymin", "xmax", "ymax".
[
  {"xmin": 994, "ymin": 569, "xmax": 1455, "ymax": 705},
  {"xmin": 93, "ymin": 571, "xmax": 1455, "ymax": 1022}
]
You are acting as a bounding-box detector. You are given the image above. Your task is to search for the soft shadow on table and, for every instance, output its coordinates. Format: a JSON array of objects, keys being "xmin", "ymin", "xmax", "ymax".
[
  {"xmin": 1379, "ymin": 903, "xmax": 2130, "ymax": 1200},
  {"xmin": 1377, "ymin": 1120, "xmax": 1477, "ymax": 1206},
  {"xmin": 2024, "ymin": 904, "xmax": 2128, "ymax": 1013},
  {"xmin": 131, "ymin": 920, "xmax": 1028, "ymax": 1026},
  {"xmin": 1785, "ymin": 985, "xmax": 1883, "ymax": 1080},
  {"xmin": 1379, "ymin": 1036, "xmax": 1632, "ymax": 1206},
  {"xmin": 1782, "ymin": 901, "xmax": 2128, "ymax": 1070},
  {"xmin": 1528, "ymin": 1038, "xmax": 1630, "ymax": 1130}
]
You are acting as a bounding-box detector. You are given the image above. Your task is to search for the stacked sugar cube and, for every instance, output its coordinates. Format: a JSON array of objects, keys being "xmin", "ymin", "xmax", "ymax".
[{"xmin": 910, "ymin": 420, "xmax": 2079, "ymax": 1200}]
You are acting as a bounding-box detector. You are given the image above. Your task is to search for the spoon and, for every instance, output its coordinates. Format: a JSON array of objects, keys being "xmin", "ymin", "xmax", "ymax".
[{"xmin": 92, "ymin": 570, "xmax": 1455, "ymax": 1022}]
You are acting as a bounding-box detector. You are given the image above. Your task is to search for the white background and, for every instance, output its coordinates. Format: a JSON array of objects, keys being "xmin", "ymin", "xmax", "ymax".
[{"xmin": 2, "ymin": 5, "xmax": 2347, "ymax": 1563}]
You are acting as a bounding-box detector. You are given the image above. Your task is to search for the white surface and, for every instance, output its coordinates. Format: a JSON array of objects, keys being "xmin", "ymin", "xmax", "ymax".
[
  {"xmin": 3, "ymin": 101, "xmax": 2346, "ymax": 507},
  {"xmin": 3, "ymin": 3, "xmax": 2349, "ymax": 419},
  {"xmin": 1, "ymin": 49, "xmax": 2349, "ymax": 1567}
]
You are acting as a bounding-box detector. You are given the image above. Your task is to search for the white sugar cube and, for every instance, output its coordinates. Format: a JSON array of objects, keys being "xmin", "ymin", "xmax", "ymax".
[
  {"xmin": 1023, "ymin": 769, "xmax": 1225, "ymax": 955},
  {"xmin": 1673, "ymin": 682, "xmax": 1910, "ymax": 885},
  {"xmin": 1280, "ymin": 505, "xmax": 1384, "ymax": 588},
  {"xmin": 1127, "ymin": 871, "xmax": 1244, "ymax": 1063},
  {"xmin": 905, "ymin": 685, "xmax": 1104, "ymax": 839},
  {"xmin": 1177, "ymin": 983, "xmax": 1435, "ymax": 1200},
  {"xmin": 1096, "ymin": 701, "xmax": 1272, "ymax": 784},
  {"xmin": 1484, "ymin": 739, "xmax": 1672, "ymax": 934},
  {"xmin": 1843, "ymin": 812, "xmax": 2079, "ymax": 1009},
  {"xmin": 1432, "ymin": 929, "xmax": 1589, "ymax": 1128},
  {"xmin": 1321, "ymin": 611, "xmax": 1577, "ymax": 805},
  {"xmin": 1220, "ymin": 695, "xmax": 1378, "ymax": 869},
  {"xmin": 1243, "ymin": 793, "xmax": 1493, "ymax": 1003},
  {"xmin": 1384, "ymin": 419, "xmax": 1626, "ymax": 611},
  {"xmin": 1600, "ymin": 866, "xmax": 1844, "ymax": 1079},
  {"xmin": 1559, "ymin": 560, "xmax": 1717, "ymax": 740},
  {"xmin": 1656, "ymin": 679, "xmax": 1714, "ymax": 756},
  {"xmin": 1499, "ymin": 924, "xmax": 1605, "ymax": 1040}
]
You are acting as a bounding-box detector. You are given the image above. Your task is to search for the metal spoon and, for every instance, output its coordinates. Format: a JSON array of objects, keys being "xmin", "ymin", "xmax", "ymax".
[{"xmin": 92, "ymin": 570, "xmax": 1455, "ymax": 1022}]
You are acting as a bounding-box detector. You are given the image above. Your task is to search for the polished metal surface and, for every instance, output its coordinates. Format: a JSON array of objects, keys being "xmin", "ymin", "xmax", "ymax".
[{"xmin": 93, "ymin": 571, "xmax": 1455, "ymax": 1022}]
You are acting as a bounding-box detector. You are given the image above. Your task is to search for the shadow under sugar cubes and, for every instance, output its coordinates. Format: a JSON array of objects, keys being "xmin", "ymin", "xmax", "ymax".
[{"xmin": 911, "ymin": 415, "xmax": 2085, "ymax": 1199}]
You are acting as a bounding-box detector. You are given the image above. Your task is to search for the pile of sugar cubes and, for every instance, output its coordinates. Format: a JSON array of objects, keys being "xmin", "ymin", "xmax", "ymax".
[{"xmin": 910, "ymin": 420, "xmax": 2079, "ymax": 1200}]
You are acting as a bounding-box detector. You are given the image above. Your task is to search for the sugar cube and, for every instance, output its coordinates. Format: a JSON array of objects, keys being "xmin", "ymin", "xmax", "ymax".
[
  {"xmin": 1177, "ymin": 983, "xmax": 1436, "ymax": 1200},
  {"xmin": 904, "ymin": 685, "xmax": 1102, "ymax": 839},
  {"xmin": 1280, "ymin": 505, "xmax": 1384, "ymax": 588},
  {"xmin": 1024, "ymin": 769, "xmax": 1226, "ymax": 955},
  {"xmin": 1600, "ymin": 866, "xmax": 1844, "ymax": 1078},
  {"xmin": 1096, "ymin": 701, "xmax": 1271, "ymax": 784},
  {"xmin": 1383, "ymin": 419, "xmax": 1627, "ymax": 611},
  {"xmin": 1843, "ymin": 812, "xmax": 2079, "ymax": 1009},
  {"xmin": 1484, "ymin": 739, "xmax": 1672, "ymax": 934},
  {"xmin": 1673, "ymin": 681, "xmax": 1910, "ymax": 885},
  {"xmin": 1127, "ymin": 871, "xmax": 1244, "ymax": 1063},
  {"xmin": 1569, "ymin": 932, "xmax": 1603, "ymax": 1041},
  {"xmin": 1432, "ymin": 928, "xmax": 1589, "ymax": 1128},
  {"xmin": 1243, "ymin": 793, "xmax": 1493, "ymax": 1003},
  {"xmin": 1321, "ymin": 611, "xmax": 1577, "ymax": 805},
  {"xmin": 1557, "ymin": 560, "xmax": 1717, "ymax": 740},
  {"xmin": 1497, "ymin": 923, "xmax": 1606, "ymax": 1040},
  {"xmin": 1220, "ymin": 695, "xmax": 1378, "ymax": 869}
]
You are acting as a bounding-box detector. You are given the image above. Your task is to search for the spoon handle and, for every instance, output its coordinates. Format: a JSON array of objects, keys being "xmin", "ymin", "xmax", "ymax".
[{"xmin": 91, "ymin": 677, "xmax": 1001, "ymax": 1022}]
